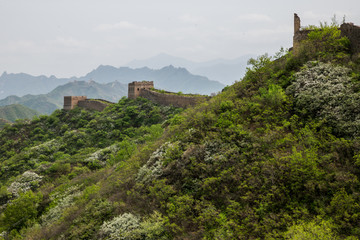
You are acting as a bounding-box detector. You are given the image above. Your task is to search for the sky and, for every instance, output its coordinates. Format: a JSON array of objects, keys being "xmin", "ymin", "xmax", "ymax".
[{"xmin": 0, "ymin": 0, "xmax": 359, "ymax": 78}]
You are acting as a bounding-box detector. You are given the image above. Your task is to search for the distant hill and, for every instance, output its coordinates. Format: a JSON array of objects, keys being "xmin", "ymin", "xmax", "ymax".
[
  {"xmin": 0, "ymin": 104, "xmax": 39, "ymax": 125},
  {"xmin": 0, "ymin": 72, "xmax": 72, "ymax": 99},
  {"xmin": 126, "ymin": 53, "xmax": 254, "ymax": 85},
  {"xmin": 78, "ymin": 65, "xmax": 224, "ymax": 94},
  {"xmin": 0, "ymin": 64, "xmax": 224, "ymax": 99},
  {"xmin": 0, "ymin": 81, "xmax": 127, "ymax": 114}
]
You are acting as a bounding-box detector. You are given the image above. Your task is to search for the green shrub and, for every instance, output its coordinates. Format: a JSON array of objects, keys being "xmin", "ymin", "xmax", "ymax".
[{"xmin": 0, "ymin": 190, "xmax": 42, "ymax": 232}]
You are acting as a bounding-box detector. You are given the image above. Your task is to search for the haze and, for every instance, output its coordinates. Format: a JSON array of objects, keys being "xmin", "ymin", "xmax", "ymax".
[{"xmin": 0, "ymin": 0, "xmax": 359, "ymax": 78}]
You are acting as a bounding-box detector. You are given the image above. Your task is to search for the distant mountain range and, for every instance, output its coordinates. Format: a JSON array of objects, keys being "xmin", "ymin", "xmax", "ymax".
[
  {"xmin": 0, "ymin": 72, "xmax": 72, "ymax": 100},
  {"xmin": 126, "ymin": 53, "xmax": 254, "ymax": 85},
  {"xmin": 0, "ymin": 81, "xmax": 127, "ymax": 114},
  {"xmin": 78, "ymin": 65, "xmax": 224, "ymax": 95},
  {"xmin": 0, "ymin": 65, "xmax": 224, "ymax": 100},
  {"xmin": 0, "ymin": 104, "xmax": 40, "ymax": 127}
]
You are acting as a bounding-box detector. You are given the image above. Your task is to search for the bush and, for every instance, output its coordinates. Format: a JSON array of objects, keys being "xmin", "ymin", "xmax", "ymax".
[
  {"xmin": 7, "ymin": 171, "xmax": 43, "ymax": 197},
  {"xmin": 284, "ymin": 219, "xmax": 339, "ymax": 239},
  {"xmin": 0, "ymin": 190, "xmax": 42, "ymax": 232},
  {"xmin": 287, "ymin": 61, "xmax": 360, "ymax": 137},
  {"xmin": 297, "ymin": 25, "xmax": 350, "ymax": 62}
]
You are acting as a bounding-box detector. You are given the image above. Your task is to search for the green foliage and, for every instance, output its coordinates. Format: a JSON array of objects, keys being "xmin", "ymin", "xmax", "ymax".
[
  {"xmin": 0, "ymin": 191, "xmax": 42, "ymax": 232},
  {"xmin": 298, "ymin": 25, "xmax": 351, "ymax": 62},
  {"xmin": 259, "ymin": 84, "xmax": 287, "ymax": 108},
  {"xmin": 284, "ymin": 219, "xmax": 339, "ymax": 240}
]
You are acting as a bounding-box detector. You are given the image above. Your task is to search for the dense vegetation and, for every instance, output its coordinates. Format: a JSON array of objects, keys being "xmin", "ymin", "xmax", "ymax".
[
  {"xmin": 0, "ymin": 104, "xmax": 39, "ymax": 126},
  {"xmin": 1, "ymin": 24, "xmax": 360, "ymax": 239}
]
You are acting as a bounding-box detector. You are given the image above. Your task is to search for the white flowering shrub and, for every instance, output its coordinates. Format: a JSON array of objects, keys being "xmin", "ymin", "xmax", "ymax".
[
  {"xmin": 99, "ymin": 211, "xmax": 167, "ymax": 240},
  {"xmin": 204, "ymin": 141, "xmax": 226, "ymax": 163},
  {"xmin": 84, "ymin": 143, "xmax": 121, "ymax": 166},
  {"xmin": 29, "ymin": 139, "xmax": 60, "ymax": 155},
  {"xmin": 287, "ymin": 61, "xmax": 360, "ymax": 137},
  {"xmin": 136, "ymin": 142, "xmax": 178, "ymax": 184},
  {"xmin": 7, "ymin": 171, "xmax": 43, "ymax": 197},
  {"xmin": 99, "ymin": 213, "xmax": 140, "ymax": 240},
  {"xmin": 41, "ymin": 185, "xmax": 82, "ymax": 225}
]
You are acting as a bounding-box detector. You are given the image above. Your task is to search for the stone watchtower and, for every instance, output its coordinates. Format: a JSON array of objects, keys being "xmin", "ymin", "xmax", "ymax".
[
  {"xmin": 128, "ymin": 81, "xmax": 154, "ymax": 99},
  {"xmin": 63, "ymin": 96, "xmax": 87, "ymax": 110}
]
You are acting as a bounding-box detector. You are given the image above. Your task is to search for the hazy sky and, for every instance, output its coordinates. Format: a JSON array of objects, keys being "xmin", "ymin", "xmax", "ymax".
[{"xmin": 1, "ymin": 0, "xmax": 359, "ymax": 77}]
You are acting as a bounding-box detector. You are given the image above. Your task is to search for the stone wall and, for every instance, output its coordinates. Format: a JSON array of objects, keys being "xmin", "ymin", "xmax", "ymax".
[
  {"xmin": 77, "ymin": 99, "xmax": 111, "ymax": 111},
  {"xmin": 139, "ymin": 89, "xmax": 208, "ymax": 108},
  {"xmin": 63, "ymin": 96, "xmax": 112, "ymax": 111},
  {"xmin": 340, "ymin": 23, "xmax": 360, "ymax": 54}
]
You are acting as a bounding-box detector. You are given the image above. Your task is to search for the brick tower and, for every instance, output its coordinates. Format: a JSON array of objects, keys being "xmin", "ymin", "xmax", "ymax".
[{"xmin": 128, "ymin": 81, "xmax": 154, "ymax": 99}]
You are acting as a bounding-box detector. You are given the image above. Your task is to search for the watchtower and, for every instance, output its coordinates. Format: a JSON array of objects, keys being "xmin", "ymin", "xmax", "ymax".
[
  {"xmin": 128, "ymin": 81, "xmax": 154, "ymax": 99},
  {"xmin": 63, "ymin": 96, "xmax": 87, "ymax": 110}
]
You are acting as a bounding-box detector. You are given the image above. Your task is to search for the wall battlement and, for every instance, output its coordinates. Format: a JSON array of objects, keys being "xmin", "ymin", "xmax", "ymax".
[{"xmin": 293, "ymin": 13, "xmax": 360, "ymax": 54}]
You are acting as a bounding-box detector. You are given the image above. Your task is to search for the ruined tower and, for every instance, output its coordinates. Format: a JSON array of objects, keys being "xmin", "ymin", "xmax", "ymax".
[
  {"xmin": 292, "ymin": 13, "xmax": 360, "ymax": 54},
  {"xmin": 294, "ymin": 13, "xmax": 300, "ymax": 34},
  {"xmin": 128, "ymin": 81, "xmax": 154, "ymax": 99}
]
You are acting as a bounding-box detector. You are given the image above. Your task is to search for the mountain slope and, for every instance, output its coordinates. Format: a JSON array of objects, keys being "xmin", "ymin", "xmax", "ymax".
[
  {"xmin": 0, "ymin": 81, "xmax": 127, "ymax": 114},
  {"xmin": 0, "ymin": 104, "xmax": 40, "ymax": 123},
  {"xmin": 1, "ymin": 24, "xmax": 360, "ymax": 239}
]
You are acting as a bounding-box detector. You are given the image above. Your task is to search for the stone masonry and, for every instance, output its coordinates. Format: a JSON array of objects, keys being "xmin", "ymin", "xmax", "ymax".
[
  {"xmin": 128, "ymin": 81, "xmax": 154, "ymax": 99},
  {"xmin": 63, "ymin": 96, "xmax": 87, "ymax": 110},
  {"xmin": 127, "ymin": 81, "xmax": 208, "ymax": 108},
  {"xmin": 63, "ymin": 96, "xmax": 112, "ymax": 111},
  {"xmin": 139, "ymin": 89, "xmax": 208, "ymax": 108}
]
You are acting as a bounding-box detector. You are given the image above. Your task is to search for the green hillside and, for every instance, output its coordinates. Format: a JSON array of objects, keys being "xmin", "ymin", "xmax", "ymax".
[
  {"xmin": 1, "ymin": 24, "xmax": 360, "ymax": 239},
  {"xmin": 0, "ymin": 104, "xmax": 39, "ymax": 124}
]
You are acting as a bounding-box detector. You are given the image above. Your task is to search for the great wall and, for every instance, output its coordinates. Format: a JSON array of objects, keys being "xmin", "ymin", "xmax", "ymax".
[
  {"xmin": 293, "ymin": 13, "xmax": 360, "ymax": 54},
  {"xmin": 63, "ymin": 81, "xmax": 208, "ymax": 111},
  {"xmin": 64, "ymin": 14, "xmax": 360, "ymax": 112}
]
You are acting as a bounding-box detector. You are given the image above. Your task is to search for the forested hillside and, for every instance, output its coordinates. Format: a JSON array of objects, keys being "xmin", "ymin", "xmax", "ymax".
[
  {"xmin": 1, "ymin": 24, "xmax": 360, "ymax": 239},
  {"xmin": 0, "ymin": 104, "xmax": 39, "ymax": 126}
]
